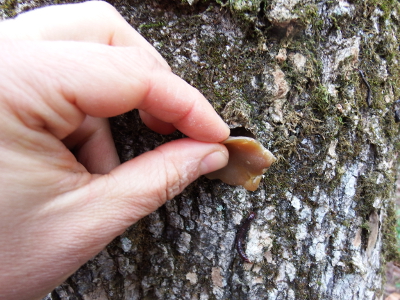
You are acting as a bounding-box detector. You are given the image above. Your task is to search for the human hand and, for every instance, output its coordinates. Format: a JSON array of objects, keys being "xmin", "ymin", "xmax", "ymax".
[{"xmin": 0, "ymin": 2, "xmax": 229, "ymax": 299}]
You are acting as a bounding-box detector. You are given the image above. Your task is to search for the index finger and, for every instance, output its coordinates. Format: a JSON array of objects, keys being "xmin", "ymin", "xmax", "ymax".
[
  {"xmin": 1, "ymin": 41, "xmax": 230, "ymax": 142},
  {"xmin": 0, "ymin": 1, "xmax": 169, "ymax": 69}
]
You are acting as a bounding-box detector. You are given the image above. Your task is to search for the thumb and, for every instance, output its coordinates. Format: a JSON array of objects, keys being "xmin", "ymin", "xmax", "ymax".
[
  {"xmin": 7, "ymin": 140, "xmax": 228, "ymax": 300},
  {"xmin": 73, "ymin": 139, "xmax": 228, "ymax": 237}
]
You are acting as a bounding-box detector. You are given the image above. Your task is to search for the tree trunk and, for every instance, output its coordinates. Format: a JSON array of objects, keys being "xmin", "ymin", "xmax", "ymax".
[{"xmin": 3, "ymin": 0, "xmax": 399, "ymax": 299}]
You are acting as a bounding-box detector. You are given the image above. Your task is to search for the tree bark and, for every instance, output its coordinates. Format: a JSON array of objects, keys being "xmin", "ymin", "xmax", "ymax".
[{"xmin": 3, "ymin": 0, "xmax": 399, "ymax": 299}]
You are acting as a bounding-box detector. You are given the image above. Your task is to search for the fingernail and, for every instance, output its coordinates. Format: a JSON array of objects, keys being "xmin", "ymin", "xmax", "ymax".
[{"xmin": 199, "ymin": 151, "xmax": 228, "ymax": 175}]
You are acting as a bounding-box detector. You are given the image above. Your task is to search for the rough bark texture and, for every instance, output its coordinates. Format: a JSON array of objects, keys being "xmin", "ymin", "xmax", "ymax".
[{"xmin": 2, "ymin": 0, "xmax": 400, "ymax": 299}]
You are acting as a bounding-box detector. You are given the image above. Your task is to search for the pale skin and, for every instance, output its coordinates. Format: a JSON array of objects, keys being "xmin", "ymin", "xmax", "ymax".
[{"xmin": 0, "ymin": 2, "xmax": 230, "ymax": 299}]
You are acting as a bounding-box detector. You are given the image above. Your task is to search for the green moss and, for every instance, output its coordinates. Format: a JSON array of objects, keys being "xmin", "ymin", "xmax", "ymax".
[
  {"xmin": 311, "ymin": 83, "xmax": 332, "ymax": 114},
  {"xmin": 229, "ymin": 0, "xmax": 262, "ymax": 13},
  {"xmin": 383, "ymin": 202, "xmax": 400, "ymax": 263},
  {"xmin": 0, "ymin": 0, "xmax": 18, "ymax": 17},
  {"xmin": 138, "ymin": 21, "xmax": 166, "ymax": 30},
  {"xmin": 294, "ymin": 3, "xmax": 318, "ymax": 27}
]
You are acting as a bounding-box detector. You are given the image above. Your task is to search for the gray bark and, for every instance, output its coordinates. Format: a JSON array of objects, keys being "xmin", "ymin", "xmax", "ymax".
[{"xmin": 3, "ymin": 0, "xmax": 399, "ymax": 299}]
